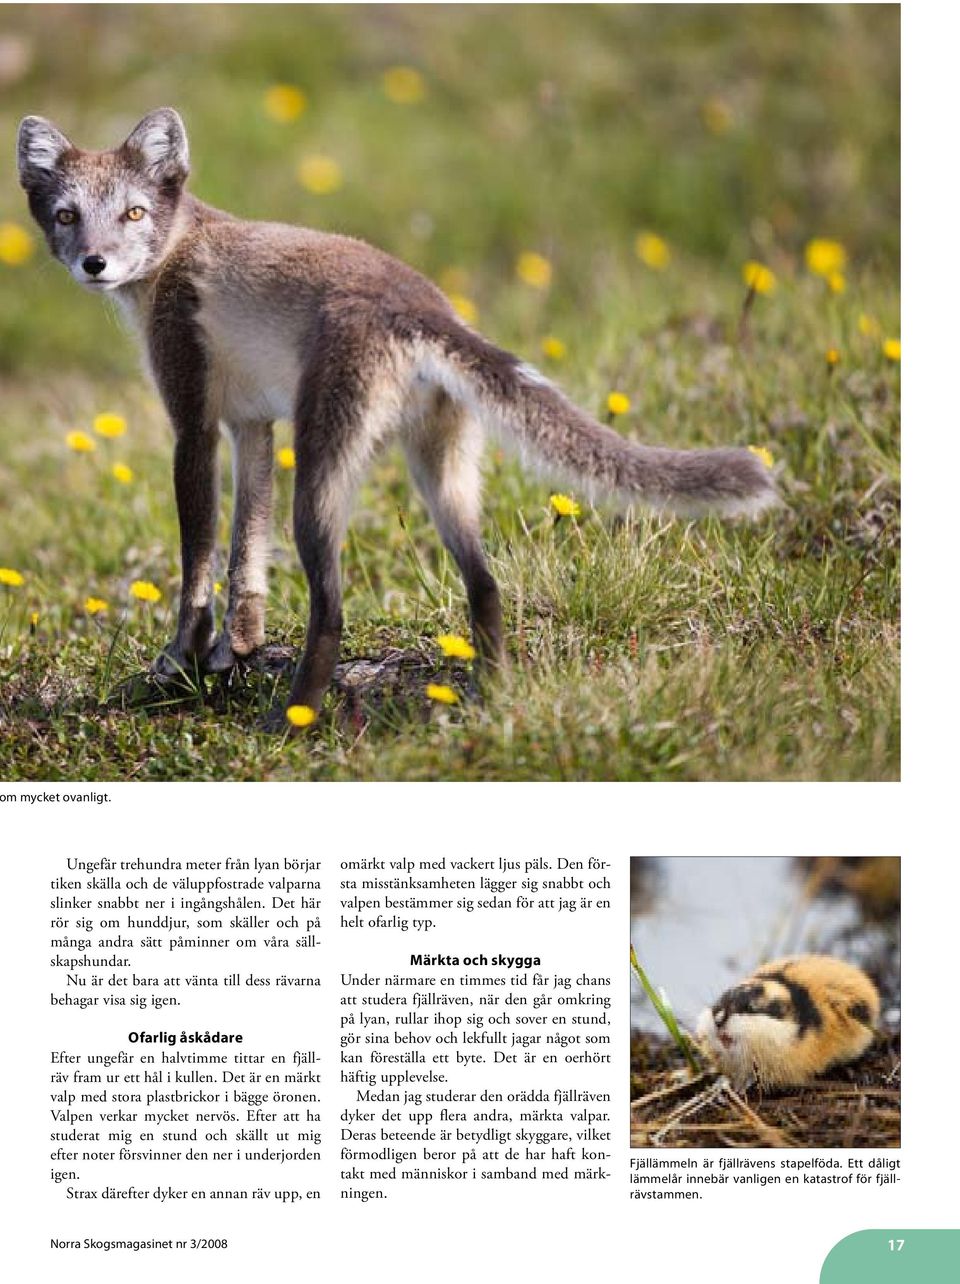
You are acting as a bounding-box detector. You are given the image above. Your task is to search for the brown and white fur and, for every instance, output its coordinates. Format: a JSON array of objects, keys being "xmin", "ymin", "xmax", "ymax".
[
  {"xmin": 696, "ymin": 955, "xmax": 880, "ymax": 1091},
  {"xmin": 17, "ymin": 108, "xmax": 779, "ymax": 719}
]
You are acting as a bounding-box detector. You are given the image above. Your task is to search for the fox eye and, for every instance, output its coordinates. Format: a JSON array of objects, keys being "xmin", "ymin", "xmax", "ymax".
[
  {"xmin": 55, "ymin": 209, "xmax": 77, "ymax": 226},
  {"xmin": 125, "ymin": 206, "xmax": 147, "ymax": 222},
  {"xmin": 766, "ymin": 1000, "xmax": 786, "ymax": 1018}
]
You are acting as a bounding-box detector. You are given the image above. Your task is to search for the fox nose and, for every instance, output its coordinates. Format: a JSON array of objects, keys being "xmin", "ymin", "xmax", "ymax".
[{"xmin": 82, "ymin": 254, "xmax": 107, "ymax": 277}]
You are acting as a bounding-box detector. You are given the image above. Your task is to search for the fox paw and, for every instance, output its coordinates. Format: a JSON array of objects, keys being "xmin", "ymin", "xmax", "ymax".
[
  {"xmin": 152, "ymin": 642, "xmax": 207, "ymax": 685},
  {"xmin": 256, "ymin": 704, "xmax": 296, "ymax": 734},
  {"xmin": 204, "ymin": 633, "xmax": 244, "ymax": 674},
  {"xmin": 207, "ymin": 597, "xmax": 267, "ymax": 673}
]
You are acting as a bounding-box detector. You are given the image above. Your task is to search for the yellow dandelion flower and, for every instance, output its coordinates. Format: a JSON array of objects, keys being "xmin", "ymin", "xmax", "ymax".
[
  {"xmin": 541, "ymin": 335, "xmax": 567, "ymax": 361},
  {"xmin": 0, "ymin": 221, "xmax": 35, "ymax": 266},
  {"xmin": 30, "ymin": 610, "xmax": 40, "ymax": 627},
  {"xmin": 700, "ymin": 97, "xmax": 733, "ymax": 136},
  {"xmin": 276, "ymin": 445, "xmax": 296, "ymax": 470},
  {"xmin": 383, "ymin": 66, "xmax": 426, "ymax": 105},
  {"xmin": 858, "ymin": 313, "xmax": 881, "ymax": 338},
  {"xmin": 65, "ymin": 430, "xmax": 95, "ymax": 453},
  {"xmin": 437, "ymin": 634, "xmax": 476, "ymax": 661},
  {"xmin": 426, "ymin": 683, "xmax": 459, "ymax": 705},
  {"xmin": 297, "ymin": 154, "xmax": 343, "ymax": 195},
  {"xmin": 635, "ymin": 232, "xmax": 671, "ymax": 271},
  {"xmin": 607, "ymin": 391, "xmax": 631, "ymax": 416},
  {"xmin": 85, "ymin": 596, "xmax": 108, "ymax": 615},
  {"xmin": 286, "ymin": 704, "xmax": 317, "ymax": 728},
  {"xmin": 827, "ymin": 271, "xmax": 846, "ymax": 295},
  {"xmin": 805, "ymin": 238, "xmax": 847, "ymax": 278},
  {"xmin": 438, "ymin": 266, "xmax": 470, "ymax": 294},
  {"xmin": 516, "ymin": 251, "xmax": 552, "ymax": 290},
  {"xmin": 111, "ymin": 462, "xmax": 134, "ymax": 484},
  {"xmin": 214, "ymin": 581, "xmax": 223, "ymax": 595},
  {"xmin": 448, "ymin": 293, "xmax": 478, "ymax": 325},
  {"xmin": 93, "ymin": 412, "xmax": 127, "ymax": 438},
  {"xmin": 130, "ymin": 580, "xmax": 162, "ymax": 604},
  {"xmin": 825, "ymin": 347, "xmax": 841, "ymax": 367},
  {"xmin": 742, "ymin": 260, "xmax": 776, "ymax": 294},
  {"xmin": 748, "ymin": 445, "xmax": 774, "ymax": 470},
  {"xmin": 0, "ymin": 567, "xmax": 25, "ymax": 587},
  {"xmin": 263, "ymin": 84, "xmax": 307, "ymax": 123},
  {"xmin": 550, "ymin": 493, "xmax": 581, "ymax": 518},
  {"xmin": 882, "ymin": 338, "xmax": 901, "ymax": 362}
]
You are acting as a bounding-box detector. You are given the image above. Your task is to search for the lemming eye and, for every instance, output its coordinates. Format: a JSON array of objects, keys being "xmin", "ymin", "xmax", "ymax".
[
  {"xmin": 125, "ymin": 206, "xmax": 147, "ymax": 221},
  {"xmin": 55, "ymin": 209, "xmax": 77, "ymax": 225}
]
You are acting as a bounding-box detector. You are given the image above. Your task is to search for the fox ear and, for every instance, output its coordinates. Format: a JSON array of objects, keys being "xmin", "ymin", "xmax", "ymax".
[
  {"xmin": 17, "ymin": 116, "xmax": 73, "ymax": 188},
  {"xmin": 121, "ymin": 108, "xmax": 189, "ymax": 183}
]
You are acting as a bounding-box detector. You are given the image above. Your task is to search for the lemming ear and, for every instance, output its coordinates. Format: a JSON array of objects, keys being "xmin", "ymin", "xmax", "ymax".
[
  {"xmin": 17, "ymin": 116, "xmax": 73, "ymax": 189},
  {"xmin": 121, "ymin": 108, "xmax": 189, "ymax": 183}
]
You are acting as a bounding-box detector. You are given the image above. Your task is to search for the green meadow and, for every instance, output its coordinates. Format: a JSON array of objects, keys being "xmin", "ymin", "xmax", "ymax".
[{"xmin": 0, "ymin": 4, "xmax": 899, "ymax": 780}]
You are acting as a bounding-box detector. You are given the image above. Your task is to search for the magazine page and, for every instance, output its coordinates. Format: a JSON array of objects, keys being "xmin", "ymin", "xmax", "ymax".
[
  {"xmin": 8, "ymin": 788, "xmax": 947, "ymax": 1284},
  {"xmin": 3, "ymin": 3, "xmax": 955, "ymax": 1283},
  {"xmin": 3, "ymin": 790, "xmax": 954, "ymax": 1284}
]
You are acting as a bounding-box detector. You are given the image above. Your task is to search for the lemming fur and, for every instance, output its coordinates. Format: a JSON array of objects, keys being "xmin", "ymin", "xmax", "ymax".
[{"xmin": 696, "ymin": 954, "xmax": 880, "ymax": 1091}]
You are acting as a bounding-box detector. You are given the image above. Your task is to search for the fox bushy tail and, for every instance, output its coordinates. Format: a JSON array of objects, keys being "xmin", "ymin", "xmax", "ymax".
[{"xmin": 425, "ymin": 323, "xmax": 779, "ymax": 519}]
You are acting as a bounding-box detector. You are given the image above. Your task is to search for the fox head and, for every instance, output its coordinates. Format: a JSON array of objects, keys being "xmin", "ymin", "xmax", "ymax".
[{"xmin": 17, "ymin": 108, "xmax": 189, "ymax": 291}]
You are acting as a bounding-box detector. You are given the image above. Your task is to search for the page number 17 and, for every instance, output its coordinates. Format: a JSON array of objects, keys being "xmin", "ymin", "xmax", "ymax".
[{"xmin": 888, "ymin": 1239, "xmax": 905, "ymax": 1252}]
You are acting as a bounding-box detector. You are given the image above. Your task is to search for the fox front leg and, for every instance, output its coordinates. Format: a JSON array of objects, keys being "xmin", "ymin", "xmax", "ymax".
[
  {"xmin": 206, "ymin": 420, "xmax": 274, "ymax": 672},
  {"xmin": 154, "ymin": 425, "xmax": 220, "ymax": 677},
  {"xmin": 148, "ymin": 279, "xmax": 219, "ymax": 678},
  {"xmin": 283, "ymin": 351, "xmax": 377, "ymax": 720}
]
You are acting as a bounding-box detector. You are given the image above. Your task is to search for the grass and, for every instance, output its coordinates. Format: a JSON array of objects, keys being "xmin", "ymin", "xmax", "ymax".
[
  {"xmin": 630, "ymin": 946, "xmax": 701, "ymax": 1074},
  {"xmin": 0, "ymin": 5, "xmax": 899, "ymax": 781}
]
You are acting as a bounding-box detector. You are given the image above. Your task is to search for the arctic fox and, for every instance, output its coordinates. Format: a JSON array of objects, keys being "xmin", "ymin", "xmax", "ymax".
[{"xmin": 17, "ymin": 108, "xmax": 777, "ymax": 718}]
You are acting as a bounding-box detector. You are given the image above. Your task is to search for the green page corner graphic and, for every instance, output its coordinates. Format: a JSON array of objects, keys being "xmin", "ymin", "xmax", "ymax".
[{"xmin": 821, "ymin": 1230, "xmax": 960, "ymax": 1284}]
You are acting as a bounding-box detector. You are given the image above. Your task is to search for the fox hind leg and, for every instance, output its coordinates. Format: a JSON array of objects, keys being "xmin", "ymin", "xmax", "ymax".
[{"xmin": 404, "ymin": 393, "xmax": 504, "ymax": 669}]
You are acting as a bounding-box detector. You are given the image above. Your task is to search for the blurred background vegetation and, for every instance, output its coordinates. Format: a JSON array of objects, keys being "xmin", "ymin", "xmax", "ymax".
[
  {"xmin": 0, "ymin": 5, "xmax": 900, "ymax": 780},
  {"xmin": 1, "ymin": 3, "xmax": 899, "ymax": 373}
]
